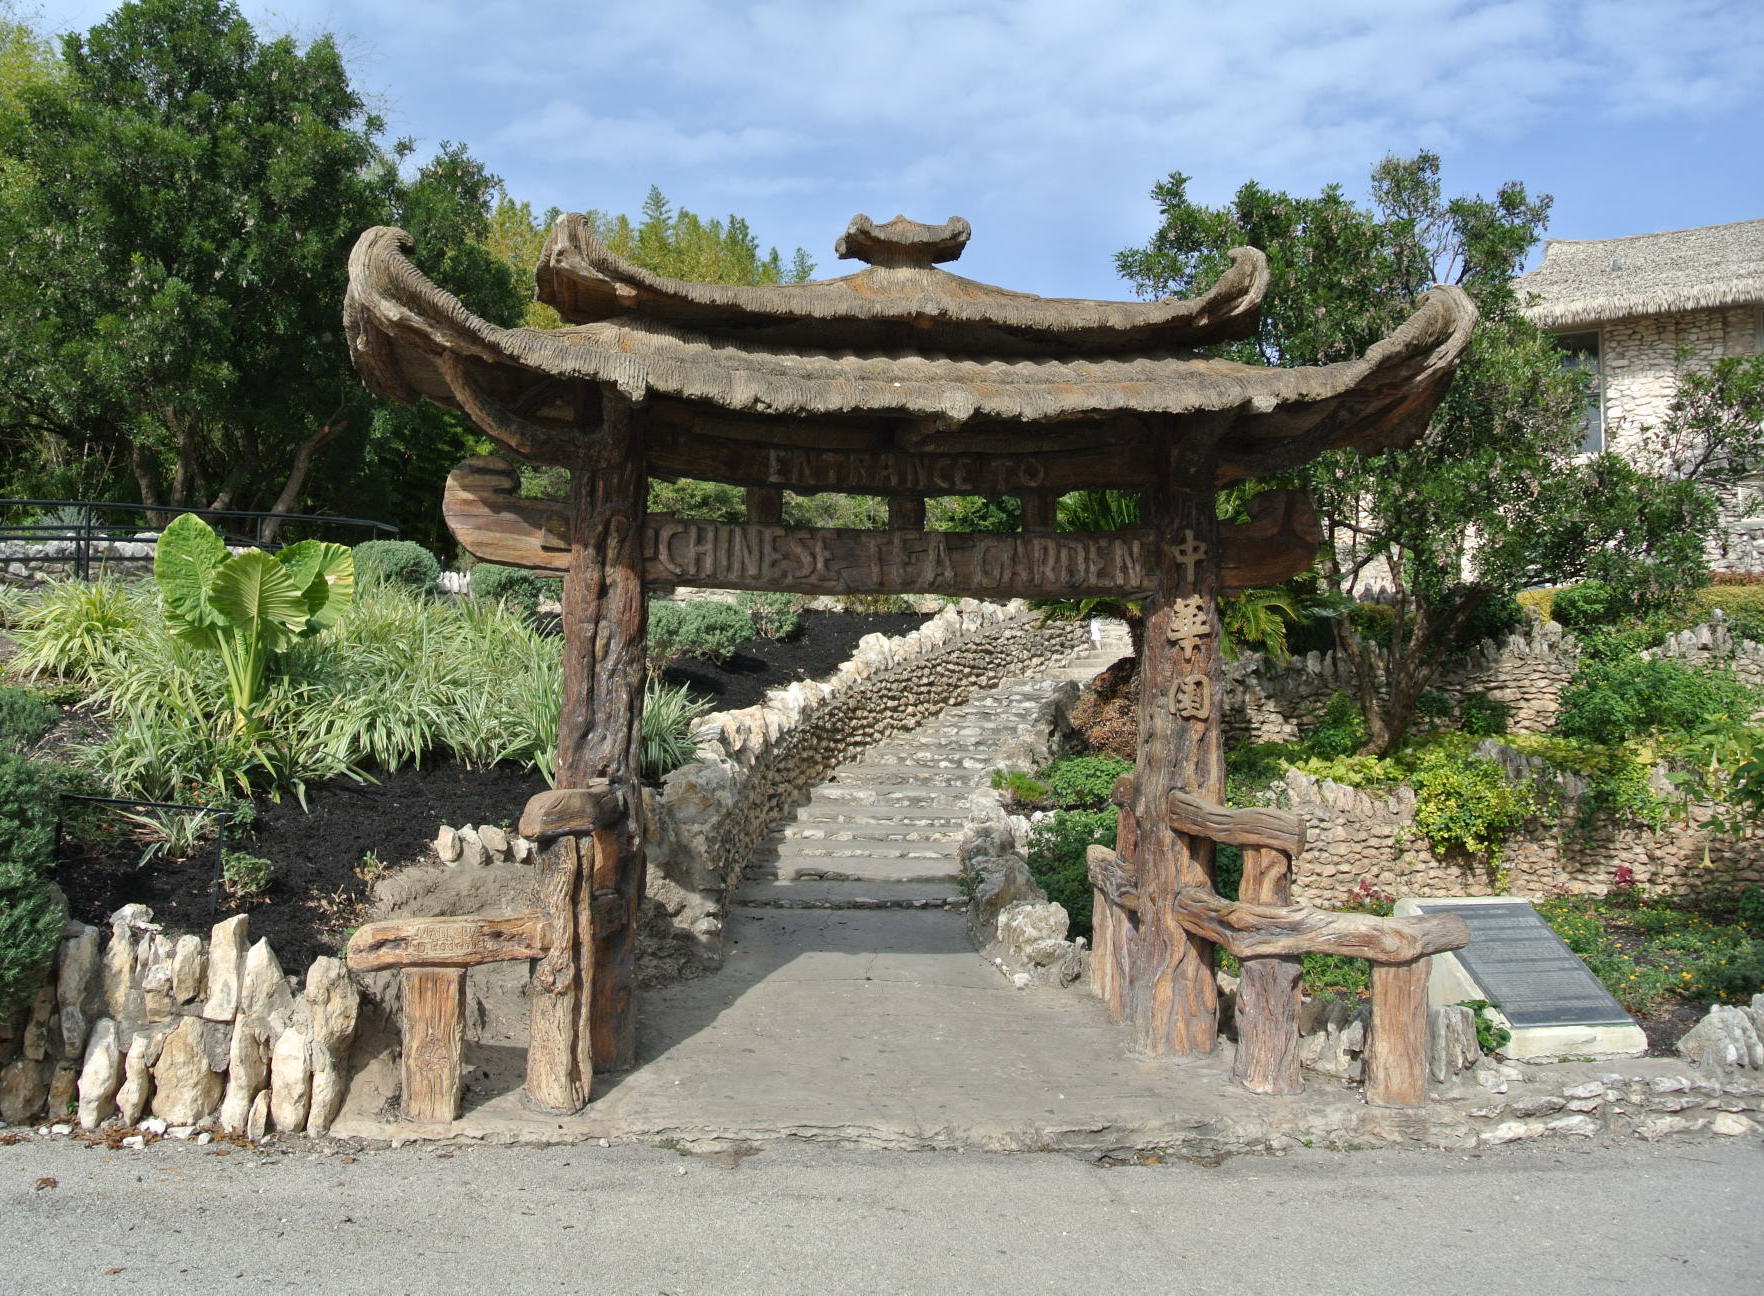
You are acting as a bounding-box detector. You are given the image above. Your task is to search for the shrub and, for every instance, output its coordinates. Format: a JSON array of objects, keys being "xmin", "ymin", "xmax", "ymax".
[
  {"xmin": 1025, "ymin": 807, "xmax": 1115, "ymax": 940},
  {"xmin": 1456, "ymin": 692, "xmax": 1511, "ymax": 738},
  {"xmin": 9, "ymin": 578, "xmax": 149, "ymax": 684},
  {"xmin": 640, "ymin": 679, "xmax": 709, "ymax": 781},
  {"xmin": 1555, "ymin": 656, "xmax": 1752, "ymax": 746},
  {"xmin": 1405, "ymin": 745, "xmax": 1536, "ymax": 869},
  {"xmin": 1041, "ymin": 755, "xmax": 1132, "ymax": 810},
  {"xmin": 470, "ymin": 563, "xmax": 547, "ymax": 619},
  {"xmin": 1550, "ymin": 580, "xmax": 1631, "ymax": 633},
  {"xmin": 352, "ymin": 539, "xmax": 441, "ymax": 593},
  {"xmin": 221, "ymin": 849, "xmax": 274, "ymax": 900},
  {"xmin": 736, "ymin": 590, "xmax": 800, "ymax": 640},
  {"xmin": 0, "ymin": 751, "xmax": 62, "ymax": 871},
  {"xmin": 1453, "ymin": 594, "xmax": 1525, "ymax": 652},
  {"xmin": 0, "ymin": 687, "xmax": 57, "ymax": 752},
  {"xmin": 989, "ymin": 768, "xmax": 1051, "ymax": 810},
  {"xmin": 648, "ymin": 477, "xmax": 745, "ymax": 521},
  {"xmin": 0, "ymin": 858, "xmax": 65, "ymax": 1021},
  {"xmin": 648, "ymin": 601, "xmax": 754, "ymax": 667},
  {"xmin": 1691, "ymin": 584, "xmax": 1764, "ymax": 645},
  {"xmin": 1302, "ymin": 691, "xmax": 1368, "ymax": 759}
]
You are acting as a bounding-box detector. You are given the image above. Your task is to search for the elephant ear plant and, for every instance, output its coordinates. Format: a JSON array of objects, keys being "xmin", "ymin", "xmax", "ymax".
[{"xmin": 154, "ymin": 514, "xmax": 355, "ymax": 735}]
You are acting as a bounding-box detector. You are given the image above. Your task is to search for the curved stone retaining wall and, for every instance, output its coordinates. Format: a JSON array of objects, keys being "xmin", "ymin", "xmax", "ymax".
[
  {"xmin": 641, "ymin": 599, "xmax": 1089, "ymax": 971},
  {"xmin": 0, "ymin": 906, "xmax": 356, "ymax": 1136}
]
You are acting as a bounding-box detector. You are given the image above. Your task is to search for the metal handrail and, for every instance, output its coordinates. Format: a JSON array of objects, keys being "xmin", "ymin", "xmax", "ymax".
[
  {"xmin": 57, "ymin": 793, "xmax": 237, "ymax": 917},
  {"xmin": 0, "ymin": 498, "xmax": 398, "ymax": 580}
]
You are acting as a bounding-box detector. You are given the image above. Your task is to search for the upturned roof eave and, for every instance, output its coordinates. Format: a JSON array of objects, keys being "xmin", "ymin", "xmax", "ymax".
[{"xmin": 346, "ymin": 225, "xmax": 1475, "ymax": 465}]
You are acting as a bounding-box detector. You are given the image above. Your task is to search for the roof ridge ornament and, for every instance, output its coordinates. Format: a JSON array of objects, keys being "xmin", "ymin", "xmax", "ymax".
[{"xmin": 836, "ymin": 213, "xmax": 971, "ymax": 267}]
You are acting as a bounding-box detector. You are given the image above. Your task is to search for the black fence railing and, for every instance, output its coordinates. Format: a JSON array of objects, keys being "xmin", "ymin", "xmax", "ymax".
[{"xmin": 0, "ymin": 499, "xmax": 397, "ymax": 580}]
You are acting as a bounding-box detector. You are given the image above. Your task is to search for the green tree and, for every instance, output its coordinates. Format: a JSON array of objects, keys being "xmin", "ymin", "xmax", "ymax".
[
  {"xmin": 0, "ymin": 0, "xmax": 520, "ymax": 535},
  {"xmin": 1117, "ymin": 153, "xmax": 1705, "ymax": 754}
]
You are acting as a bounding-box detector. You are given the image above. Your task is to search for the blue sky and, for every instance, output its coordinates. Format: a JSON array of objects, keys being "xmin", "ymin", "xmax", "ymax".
[{"xmin": 34, "ymin": 0, "xmax": 1764, "ymax": 299}]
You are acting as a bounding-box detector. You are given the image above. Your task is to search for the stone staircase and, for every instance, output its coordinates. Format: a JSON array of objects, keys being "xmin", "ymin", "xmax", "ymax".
[{"xmin": 734, "ymin": 622, "xmax": 1131, "ymax": 914}]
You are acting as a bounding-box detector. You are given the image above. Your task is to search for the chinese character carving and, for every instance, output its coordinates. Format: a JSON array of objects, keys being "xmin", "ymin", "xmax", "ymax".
[
  {"xmin": 1169, "ymin": 673, "xmax": 1211, "ymax": 720},
  {"xmin": 1166, "ymin": 596, "xmax": 1212, "ymax": 660},
  {"xmin": 1170, "ymin": 529, "xmax": 1208, "ymax": 589}
]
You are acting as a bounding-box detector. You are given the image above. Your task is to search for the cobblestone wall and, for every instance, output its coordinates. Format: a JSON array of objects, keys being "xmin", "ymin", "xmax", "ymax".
[{"xmin": 1598, "ymin": 305, "xmax": 1764, "ymax": 573}]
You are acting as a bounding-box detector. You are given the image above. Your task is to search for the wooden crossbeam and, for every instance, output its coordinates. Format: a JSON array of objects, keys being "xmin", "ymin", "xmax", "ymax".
[
  {"xmin": 443, "ymin": 458, "xmax": 1321, "ymax": 598},
  {"xmin": 1172, "ymin": 889, "xmax": 1469, "ymax": 964},
  {"xmin": 346, "ymin": 914, "xmax": 549, "ymax": 973},
  {"xmin": 1164, "ymin": 791, "xmax": 1307, "ymax": 858}
]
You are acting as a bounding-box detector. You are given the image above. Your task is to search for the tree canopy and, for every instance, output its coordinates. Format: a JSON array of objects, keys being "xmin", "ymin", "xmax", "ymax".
[
  {"xmin": 1117, "ymin": 153, "xmax": 1713, "ymax": 753},
  {"xmin": 0, "ymin": 0, "xmax": 520, "ymax": 543}
]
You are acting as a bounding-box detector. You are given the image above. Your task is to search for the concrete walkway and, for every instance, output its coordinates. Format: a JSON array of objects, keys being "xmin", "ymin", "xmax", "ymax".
[{"xmin": 329, "ymin": 630, "xmax": 1761, "ymax": 1155}]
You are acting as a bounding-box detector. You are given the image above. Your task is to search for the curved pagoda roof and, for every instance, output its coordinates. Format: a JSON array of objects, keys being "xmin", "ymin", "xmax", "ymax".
[{"xmin": 345, "ymin": 211, "xmax": 1476, "ymax": 485}]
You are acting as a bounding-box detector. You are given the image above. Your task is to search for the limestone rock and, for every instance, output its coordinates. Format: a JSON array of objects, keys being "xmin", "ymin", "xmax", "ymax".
[
  {"xmin": 76, "ymin": 1018, "xmax": 123, "ymax": 1129},
  {"xmin": 150, "ymin": 1016, "xmax": 226, "ymax": 1126},
  {"xmin": 139, "ymin": 937, "xmax": 176, "ymax": 1023},
  {"xmin": 246, "ymin": 1089, "xmax": 270, "ymax": 1141},
  {"xmin": 218, "ymin": 1020, "xmax": 270, "ymax": 1136},
  {"xmin": 996, "ymin": 901, "xmax": 1067, "ymax": 950},
  {"xmin": 1712, "ymin": 1112, "xmax": 1760, "ymax": 1136},
  {"xmin": 201, "ymin": 914, "xmax": 250, "ymax": 1022},
  {"xmin": 435, "ymin": 825, "xmax": 461, "ymax": 863},
  {"xmin": 477, "ymin": 824, "xmax": 509, "ymax": 857},
  {"xmin": 56, "ymin": 923, "xmax": 101, "ymax": 1059},
  {"xmin": 170, "ymin": 935, "xmax": 206, "ymax": 1005},
  {"xmin": 103, "ymin": 909, "xmax": 147, "ymax": 1026},
  {"xmin": 1428, "ymin": 1005, "xmax": 1480, "ymax": 1083},
  {"xmin": 0, "ymin": 1057, "xmax": 52, "ymax": 1125},
  {"xmin": 269, "ymin": 1025, "xmax": 311, "ymax": 1134},
  {"xmin": 115, "ymin": 1027, "xmax": 166, "ymax": 1127},
  {"xmin": 20, "ymin": 982, "xmax": 57, "ymax": 1061},
  {"xmin": 454, "ymin": 826, "xmax": 486, "ymax": 868},
  {"xmin": 238, "ymin": 940, "xmax": 295, "ymax": 1037},
  {"xmin": 48, "ymin": 1063, "xmax": 77, "ymax": 1119},
  {"xmin": 302, "ymin": 957, "xmax": 358, "ymax": 1137},
  {"xmin": 1676, "ymin": 1004, "xmax": 1764, "ymax": 1074}
]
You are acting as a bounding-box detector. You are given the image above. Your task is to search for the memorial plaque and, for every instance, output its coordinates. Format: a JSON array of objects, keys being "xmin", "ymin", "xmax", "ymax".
[{"xmin": 1411, "ymin": 900, "xmax": 1635, "ymax": 1028}]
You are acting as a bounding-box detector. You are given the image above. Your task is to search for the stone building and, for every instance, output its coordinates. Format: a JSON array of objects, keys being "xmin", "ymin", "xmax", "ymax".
[{"xmin": 1516, "ymin": 218, "xmax": 1764, "ymax": 569}]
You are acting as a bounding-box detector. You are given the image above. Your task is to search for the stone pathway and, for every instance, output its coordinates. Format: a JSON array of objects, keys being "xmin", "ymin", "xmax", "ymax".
[{"xmin": 734, "ymin": 623, "xmax": 1130, "ymax": 911}]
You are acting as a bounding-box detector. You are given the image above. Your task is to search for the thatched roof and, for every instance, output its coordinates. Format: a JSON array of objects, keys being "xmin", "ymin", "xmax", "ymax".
[
  {"xmin": 345, "ymin": 213, "xmax": 1476, "ymax": 483},
  {"xmin": 536, "ymin": 212, "xmax": 1268, "ymax": 356},
  {"xmin": 1517, "ymin": 218, "xmax": 1764, "ymax": 329}
]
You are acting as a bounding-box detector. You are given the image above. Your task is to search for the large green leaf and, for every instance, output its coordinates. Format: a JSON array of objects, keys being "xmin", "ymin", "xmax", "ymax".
[
  {"xmin": 208, "ymin": 551, "xmax": 309, "ymax": 654},
  {"xmin": 154, "ymin": 512, "xmax": 228, "ymax": 638},
  {"xmin": 276, "ymin": 540, "xmax": 355, "ymax": 632}
]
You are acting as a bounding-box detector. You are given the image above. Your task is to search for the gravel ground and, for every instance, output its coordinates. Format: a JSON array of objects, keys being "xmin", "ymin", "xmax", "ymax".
[{"xmin": 0, "ymin": 1134, "xmax": 1759, "ymax": 1294}]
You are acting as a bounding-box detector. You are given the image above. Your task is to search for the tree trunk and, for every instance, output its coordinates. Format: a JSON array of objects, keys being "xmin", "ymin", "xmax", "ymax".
[{"xmin": 260, "ymin": 418, "xmax": 348, "ymax": 544}]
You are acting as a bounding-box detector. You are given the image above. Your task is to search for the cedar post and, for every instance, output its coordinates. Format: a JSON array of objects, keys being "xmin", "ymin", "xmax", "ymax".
[
  {"xmin": 525, "ymin": 387, "xmax": 648, "ymax": 1112},
  {"xmin": 1231, "ymin": 846, "xmax": 1304, "ymax": 1094},
  {"xmin": 1364, "ymin": 958, "xmax": 1431, "ymax": 1107},
  {"xmin": 402, "ymin": 967, "xmax": 466, "ymax": 1122},
  {"xmin": 1128, "ymin": 430, "xmax": 1225, "ymax": 1056}
]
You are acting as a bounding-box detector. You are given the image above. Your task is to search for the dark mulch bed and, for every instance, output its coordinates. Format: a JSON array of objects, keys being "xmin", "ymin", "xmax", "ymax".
[
  {"xmin": 53, "ymin": 609, "xmax": 927, "ymax": 969},
  {"xmin": 660, "ymin": 609, "xmax": 922, "ymax": 712}
]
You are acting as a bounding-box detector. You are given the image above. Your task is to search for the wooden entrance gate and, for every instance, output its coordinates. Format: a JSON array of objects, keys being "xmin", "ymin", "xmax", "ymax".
[{"xmin": 341, "ymin": 212, "xmax": 1473, "ymax": 1119}]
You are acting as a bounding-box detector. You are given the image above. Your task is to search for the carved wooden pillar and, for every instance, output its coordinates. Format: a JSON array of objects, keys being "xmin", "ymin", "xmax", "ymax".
[
  {"xmin": 1128, "ymin": 434, "xmax": 1224, "ymax": 1056},
  {"xmin": 525, "ymin": 388, "xmax": 648, "ymax": 1111}
]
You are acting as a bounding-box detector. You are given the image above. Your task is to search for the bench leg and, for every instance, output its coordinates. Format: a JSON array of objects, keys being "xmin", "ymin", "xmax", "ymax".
[{"xmin": 402, "ymin": 967, "xmax": 466, "ymax": 1122}]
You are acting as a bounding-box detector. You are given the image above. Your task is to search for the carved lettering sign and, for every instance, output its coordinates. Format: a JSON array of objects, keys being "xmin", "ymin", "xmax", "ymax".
[
  {"xmin": 442, "ymin": 458, "xmax": 1321, "ymax": 597},
  {"xmin": 644, "ymin": 517, "xmax": 1150, "ymax": 600},
  {"xmin": 642, "ymin": 424, "xmax": 1128, "ymax": 496}
]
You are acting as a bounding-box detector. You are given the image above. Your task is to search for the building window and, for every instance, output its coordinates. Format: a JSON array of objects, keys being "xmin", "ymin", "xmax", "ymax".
[{"xmin": 1557, "ymin": 330, "xmax": 1604, "ymax": 454}]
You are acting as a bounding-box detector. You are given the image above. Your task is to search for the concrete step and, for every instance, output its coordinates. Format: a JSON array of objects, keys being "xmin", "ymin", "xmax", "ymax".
[
  {"xmin": 808, "ymin": 786, "xmax": 971, "ymax": 809},
  {"xmin": 787, "ymin": 802, "xmax": 970, "ymax": 823},
  {"xmin": 745, "ymin": 858, "xmax": 961, "ymax": 884},
  {"xmin": 763, "ymin": 834, "xmax": 957, "ymax": 856},
  {"xmin": 733, "ymin": 879, "xmax": 965, "ymax": 909},
  {"xmin": 832, "ymin": 764, "xmax": 986, "ymax": 786}
]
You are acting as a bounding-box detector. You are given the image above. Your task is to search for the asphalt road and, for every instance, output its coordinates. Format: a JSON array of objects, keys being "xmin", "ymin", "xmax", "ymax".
[{"xmin": 0, "ymin": 1134, "xmax": 1758, "ymax": 1294}]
